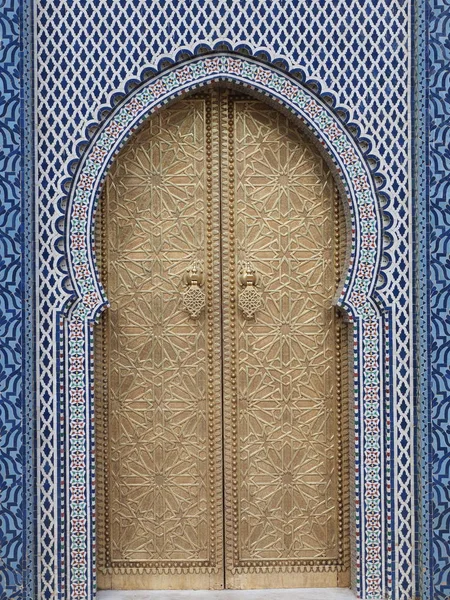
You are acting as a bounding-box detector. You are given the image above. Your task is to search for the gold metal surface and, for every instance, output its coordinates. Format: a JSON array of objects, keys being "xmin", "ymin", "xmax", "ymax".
[
  {"xmin": 95, "ymin": 89, "xmax": 348, "ymax": 591},
  {"xmin": 238, "ymin": 262, "xmax": 263, "ymax": 319},
  {"xmin": 95, "ymin": 93, "xmax": 224, "ymax": 590},
  {"xmin": 182, "ymin": 262, "xmax": 206, "ymax": 319},
  {"xmin": 221, "ymin": 94, "xmax": 348, "ymax": 588}
]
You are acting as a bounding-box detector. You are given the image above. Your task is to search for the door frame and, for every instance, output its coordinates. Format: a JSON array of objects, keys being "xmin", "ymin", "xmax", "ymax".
[{"xmin": 52, "ymin": 52, "xmax": 410, "ymax": 600}]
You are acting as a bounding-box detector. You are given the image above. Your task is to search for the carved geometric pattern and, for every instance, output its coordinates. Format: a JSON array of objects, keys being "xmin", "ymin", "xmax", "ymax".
[
  {"xmin": 96, "ymin": 90, "xmax": 348, "ymax": 590},
  {"xmin": 221, "ymin": 95, "xmax": 348, "ymax": 588},
  {"xmin": 95, "ymin": 96, "xmax": 224, "ymax": 590},
  {"xmin": 182, "ymin": 285, "xmax": 206, "ymax": 319},
  {"xmin": 238, "ymin": 284, "xmax": 263, "ymax": 319}
]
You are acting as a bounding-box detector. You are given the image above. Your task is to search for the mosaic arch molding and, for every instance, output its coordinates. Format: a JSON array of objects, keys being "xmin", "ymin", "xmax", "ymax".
[{"xmin": 61, "ymin": 53, "xmax": 394, "ymax": 600}]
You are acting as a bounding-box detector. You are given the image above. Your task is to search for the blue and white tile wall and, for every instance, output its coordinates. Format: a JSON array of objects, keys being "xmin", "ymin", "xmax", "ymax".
[
  {"xmin": 35, "ymin": 3, "xmax": 413, "ymax": 597},
  {"xmin": 0, "ymin": 0, "xmax": 448, "ymax": 598},
  {"xmin": 416, "ymin": 1, "xmax": 450, "ymax": 599},
  {"xmin": 0, "ymin": 1, "xmax": 34, "ymax": 600}
]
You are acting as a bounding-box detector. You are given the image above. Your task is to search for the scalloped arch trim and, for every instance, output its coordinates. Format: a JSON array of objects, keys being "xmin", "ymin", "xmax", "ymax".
[{"xmin": 66, "ymin": 52, "xmax": 383, "ymax": 320}]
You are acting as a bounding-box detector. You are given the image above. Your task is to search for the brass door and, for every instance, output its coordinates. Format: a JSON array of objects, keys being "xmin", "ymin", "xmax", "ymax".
[{"xmin": 95, "ymin": 90, "xmax": 349, "ymax": 591}]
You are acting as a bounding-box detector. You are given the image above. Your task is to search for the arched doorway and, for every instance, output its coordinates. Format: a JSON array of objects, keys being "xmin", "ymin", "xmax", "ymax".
[{"xmin": 94, "ymin": 88, "xmax": 349, "ymax": 590}]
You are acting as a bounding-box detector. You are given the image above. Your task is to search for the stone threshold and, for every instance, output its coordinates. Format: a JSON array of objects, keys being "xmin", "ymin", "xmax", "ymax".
[{"xmin": 99, "ymin": 589, "xmax": 356, "ymax": 600}]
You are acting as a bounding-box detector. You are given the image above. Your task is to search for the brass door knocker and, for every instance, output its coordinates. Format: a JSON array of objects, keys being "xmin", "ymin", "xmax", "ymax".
[
  {"xmin": 238, "ymin": 262, "xmax": 263, "ymax": 319},
  {"xmin": 182, "ymin": 262, "xmax": 206, "ymax": 319}
]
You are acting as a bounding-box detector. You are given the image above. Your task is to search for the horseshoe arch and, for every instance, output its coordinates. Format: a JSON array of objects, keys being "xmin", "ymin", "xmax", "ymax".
[{"xmin": 64, "ymin": 53, "xmax": 387, "ymax": 600}]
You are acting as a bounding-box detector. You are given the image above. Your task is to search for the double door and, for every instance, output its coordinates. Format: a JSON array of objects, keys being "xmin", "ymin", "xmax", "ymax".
[{"xmin": 95, "ymin": 90, "xmax": 348, "ymax": 590}]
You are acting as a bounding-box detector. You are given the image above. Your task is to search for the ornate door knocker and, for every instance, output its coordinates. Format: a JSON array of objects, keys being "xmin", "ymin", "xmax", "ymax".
[
  {"xmin": 238, "ymin": 261, "xmax": 263, "ymax": 319},
  {"xmin": 182, "ymin": 262, "xmax": 206, "ymax": 319}
]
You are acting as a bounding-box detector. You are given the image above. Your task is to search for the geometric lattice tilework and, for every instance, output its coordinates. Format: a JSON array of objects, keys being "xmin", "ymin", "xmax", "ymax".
[
  {"xmin": 35, "ymin": 1, "xmax": 412, "ymax": 599},
  {"xmin": 0, "ymin": 1, "xmax": 33, "ymax": 599},
  {"xmin": 427, "ymin": 0, "xmax": 450, "ymax": 598}
]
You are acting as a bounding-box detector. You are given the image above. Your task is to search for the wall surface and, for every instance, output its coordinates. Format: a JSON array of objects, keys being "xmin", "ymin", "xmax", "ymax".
[
  {"xmin": 34, "ymin": 2, "xmax": 413, "ymax": 599},
  {"xmin": 0, "ymin": 1, "xmax": 33, "ymax": 599},
  {"xmin": 417, "ymin": 0, "xmax": 450, "ymax": 598},
  {"xmin": 0, "ymin": 0, "xmax": 448, "ymax": 599}
]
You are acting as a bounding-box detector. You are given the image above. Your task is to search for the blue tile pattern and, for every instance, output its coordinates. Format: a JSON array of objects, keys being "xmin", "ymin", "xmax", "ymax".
[
  {"xmin": 414, "ymin": 0, "xmax": 432, "ymax": 597},
  {"xmin": 427, "ymin": 0, "xmax": 450, "ymax": 597},
  {"xmin": 0, "ymin": 1, "xmax": 34, "ymax": 599},
  {"xmin": 34, "ymin": 3, "xmax": 414, "ymax": 597},
  {"xmin": 5, "ymin": 0, "xmax": 450, "ymax": 599}
]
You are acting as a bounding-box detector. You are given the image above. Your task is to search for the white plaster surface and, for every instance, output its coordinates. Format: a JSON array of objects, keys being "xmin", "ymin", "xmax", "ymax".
[{"xmin": 98, "ymin": 589, "xmax": 356, "ymax": 600}]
